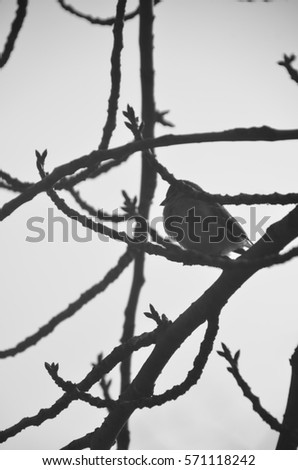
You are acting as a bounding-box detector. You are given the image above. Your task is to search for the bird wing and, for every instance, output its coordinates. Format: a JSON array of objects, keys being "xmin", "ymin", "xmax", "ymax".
[{"xmin": 208, "ymin": 202, "xmax": 251, "ymax": 244}]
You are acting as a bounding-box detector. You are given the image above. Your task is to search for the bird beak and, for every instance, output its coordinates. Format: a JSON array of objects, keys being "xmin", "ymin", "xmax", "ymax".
[{"xmin": 160, "ymin": 197, "xmax": 167, "ymax": 206}]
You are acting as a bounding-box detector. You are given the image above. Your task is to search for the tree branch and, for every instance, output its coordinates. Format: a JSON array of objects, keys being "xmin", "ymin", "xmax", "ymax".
[
  {"xmin": 218, "ymin": 343, "xmax": 282, "ymax": 433},
  {"xmin": 117, "ymin": 0, "xmax": 157, "ymax": 449},
  {"xmin": 0, "ymin": 327, "xmax": 160, "ymax": 443},
  {"xmin": 1, "ymin": 126, "xmax": 298, "ymax": 220},
  {"xmin": 99, "ymin": 0, "xmax": 126, "ymax": 150},
  {"xmin": 276, "ymin": 345, "xmax": 298, "ymax": 449},
  {"xmin": 0, "ymin": 0, "xmax": 28, "ymax": 68},
  {"xmin": 0, "ymin": 249, "xmax": 133, "ymax": 359},
  {"xmin": 87, "ymin": 204, "xmax": 298, "ymax": 449},
  {"xmin": 56, "ymin": 0, "xmax": 161, "ymax": 26},
  {"xmin": 278, "ymin": 54, "xmax": 298, "ymax": 85}
]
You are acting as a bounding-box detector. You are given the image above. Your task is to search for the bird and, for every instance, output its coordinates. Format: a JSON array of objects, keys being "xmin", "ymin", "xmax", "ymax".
[{"xmin": 160, "ymin": 180, "xmax": 252, "ymax": 256}]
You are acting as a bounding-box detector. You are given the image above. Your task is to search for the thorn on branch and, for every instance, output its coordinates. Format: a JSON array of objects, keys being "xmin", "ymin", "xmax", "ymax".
[
  {"xmin": 277, "ymin": 54, "xmax": 298, "ymax": 84},
  {"xmin": 44, "ymin": 361, "xmax": 75, "ymax": 393},
  {"xmin": 155, "ymin": 110, "xmax": 175, "ymax": 128},
  {"xmin": 144, "ymin": 304, "xmax": 171, "ymax": 328},
  {"xmin": 234, "ymin": 349, "xmax": 241, "ymax": 364},
  {"xmin": 100, "ymin": 376, "xmax": 113, "ymax": 402},
  {"xmin": 121, "ymin": 190, "xmax": 138, "ymax": 216}
]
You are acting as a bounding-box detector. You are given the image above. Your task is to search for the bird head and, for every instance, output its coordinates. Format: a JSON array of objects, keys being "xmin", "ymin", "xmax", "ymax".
[{"xmin": 160, "ymin": 180, "xmax": 203, "ymax": 206}]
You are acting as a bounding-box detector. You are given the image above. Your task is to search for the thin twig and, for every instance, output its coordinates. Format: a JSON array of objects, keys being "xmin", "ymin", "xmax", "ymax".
[
  {"xmin": 0, "ymin": 169, "xmax": 30, "ymax": 191},
  {"xmin": 68, "ymin": 187, "xmax": 130, "ymax": 222},
  {"xmin": 99, "ymin": 0, "xmax": 126, "ymax": 149},
  {"xmin": 278, "ymin": 54, "xmax": 298, "ymax": 85},
  {"xmin": 57, "ymin": 153, "xmax": 130, "ymax": 190},
  {"xmin": 0, "ymin": 248, "xmax": 133, "ymax": 359},
  {"xmin": 0, "ymin": 0, "xmax": 28, "ymax": 68},
  {"xmin": 61, "ymin": 431, "xmax": 95, "ymax": 450},
  {"xmin": 87, "ymin": 204, "xmax": 298, "ymax": 449},
  {"xmin": 35, "ymin": 155, "xmax": 298, "ymax": 271},
  {"xmin": 117, "ymin": 3, "xmax": 157, "ymax": 448},
  {"xmin": 0, "ymin": 327, "xmax": 160, "ymax": 443},
  {"xmin": 126, "ymin": 315, "xmax": 220, "ymax": 409},
  {"xmin": 276, "ymin": 345, "xmax": 298, "ymax": 449},
  {"xmin": 218, "ymin": 343, "xmax": 282, "ymax": 432},
  {"xmin": 1, "ymin": 126, "xmax": 298, "ymax": 220},
  {"xmin": 57, "ymin": 0, "xmax": 150, "ymax": 26},
  {"xmin": 45, "ymin": 362, "xmax": 115, "ymax": 409}
]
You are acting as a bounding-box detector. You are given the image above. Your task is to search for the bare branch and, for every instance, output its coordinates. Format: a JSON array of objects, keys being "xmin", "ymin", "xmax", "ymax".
[
  {"xmin": 0, "ymin": 249, "xmax": 133, "ymax": 359},
  {"xmin": 56, "ymin": 0, "xmax": 156, "ymax": 26},
  {"xmin": 278, "ymin": 54, "xmax": 298, "ymax": 85},
  {"xmin": 33, "ymin": 157, "xmax": 298, "ymax": 270},
  {"xmin": 0, "ymin": 0, "xmax": 28, "ymax": 68},
  {"xmin": 276, "ymin": 345, "xmax": 298, "ymax": 449},
  {"xmin": 87, "ymin": 204, "xmax": 298, "ymax": 449},
  {"xmin": 58, "ymin": 153, "xmax": 131, "ymax": 190},
  {"xmin": 0, "ymin": 328, "xmax": 160, "ymax": 443},
  {"xmin": 45, "ymin": 362, "xmax": 114, "ymax": 409},
  {"xmin": 0, "ymin": 169, "xmax": 30, "ymax": 191},
  {"xmin": 99, "ymin": 0, "xmax": 126, "ymax": 149},
  {"xmin": 218, "ymin": 343, "xmax": 282, "ymax": 433},
  {"xmin": 155, "ymin": 110, "xmax": 175, "ymax": 128},
  {"xmin": 61, "ymin": 431, "xmax": 95, "ymax": 450},
  {"xmin": 130, "ymin": 315, "xmax": 219, "ymax": 409},
  {"xmin": 1, "ymin": 126, "xmax": 298, "ymax": 221}
]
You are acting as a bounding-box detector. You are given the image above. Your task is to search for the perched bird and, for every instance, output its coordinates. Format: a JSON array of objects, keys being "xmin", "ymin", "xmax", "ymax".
[{"xmin": 161, "ymin": 180, "xmax": 252, "ymax": 256}]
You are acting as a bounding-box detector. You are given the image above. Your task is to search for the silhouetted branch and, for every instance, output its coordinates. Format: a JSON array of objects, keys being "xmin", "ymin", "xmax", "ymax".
[
  {"xmin": 69, "ymin": 186, "xmax": 169, "ymax": 247},
  {"xmin": 118, "ymin": 3, "xmax": 157, "ymax": 446},
  {"xmin": 45, "ymin": 362, "xmax": 115, "ymax": 409},
  {"xmin": 155, "ymin": 110, "xmax": 175, "ymax": 127},
  {"xmin": 218, "ymin": 343, "xmax": 282, "ymax": 432},
  {"xmin": 0, "ymin": 182, "xmax": 12, "ymax": 191},
  {"xmin": 0, "ymin": 0, "xmax": 28, "ymax": 68},
  {"xmin": 0, "ymin": 156, "xmax": 131, "ymax": 192},
  {"xmin": 0, "ymin": 169, "xmax": 30, "ymax": 191},
  {"xmin": 144, "ymin": 152, "xmax": 298, "ymax": 206},
  {"xmin": 56, "ymin": 0, "xmax": 160, "ymax": 26},
  {"xmin": 143, "ymin": 304, "xmax": 171, "ymax": 327},
  {"xmin": 58, "ymin": 153, "xmax": 131, "ymax": 190},
  {"xmin": 2, "ymin": 164, "xmax": 298, "ymax": 207},
  {"xmin": 1, "ymin": 126, "xmax": 298, "ymax": 221},
  {"xmin": 86, "ymin": 204, "xmax": 298, "ymax": 449},
  {"xmin": 61, "ymin": 431, "xmax": 95, "ymax": 450},
  {"xmin": 55, "ymin": 312, "xmax": 214, "ymax": 413},
  {"xmin": 278, "ymin": 54, "xmax": 298, "ymax": 85},
  {"xmin": 35, "ymin": 155, "xmax": 298, "ymax": 270},
  {"xmin": 99, "ymin": 0, "xmax": 126, "ymax": 149},
  {"xmin": 0, "ymin": 126, "xmax": 298, "ymax": 221},
  {"xmin": 0, "ymin": 248, "xmax": 133, "ymax": 359},
  {"xmin": 129, "ymin": 314, "xmax": 219, "ymax": 409},
  {"xmin": 60, "ymin": 313, "xmax": 217, "ymax": 449},
  {"xmin": 0, "ymin": 327, "xmax": 160, "ymax": 443},
  {"xmin": 100, "ymin": 376, "xmax": 113, "ymax": 409},
  {"xmin": 2, "ymin": 204, "xmax": 298, "ymax": 445},
  {"xmin": 68, "ymin": 187, "xmax": 131, "ymax": 222},
  {"xmin": 276, "ymin": 345, "xmax": 298, "ymax": 449}
]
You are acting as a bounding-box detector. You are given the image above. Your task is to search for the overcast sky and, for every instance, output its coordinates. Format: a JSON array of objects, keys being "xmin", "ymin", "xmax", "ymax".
[{"xmin": 0, "ymin": 0, "xmax": 298, "ymax": 450}]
